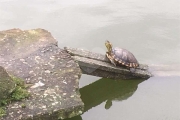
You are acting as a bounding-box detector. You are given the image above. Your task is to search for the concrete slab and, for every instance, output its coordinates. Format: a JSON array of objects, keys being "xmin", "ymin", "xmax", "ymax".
[{"xmin": 65, "ymin": 47, "xmax": 152, "ymax": 79}]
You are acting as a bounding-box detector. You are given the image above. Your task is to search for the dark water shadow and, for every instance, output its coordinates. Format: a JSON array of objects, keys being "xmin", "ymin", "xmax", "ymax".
[
  {"xmin": 65, "ymin": 78, "xmax": 145, "ymax": 120},
  {"xmin": 80, "ymin": 78, "xmax": 145, "ymax": 111}
]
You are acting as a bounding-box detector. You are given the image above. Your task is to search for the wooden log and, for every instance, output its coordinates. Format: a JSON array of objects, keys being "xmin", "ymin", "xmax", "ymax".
[{"xmin": 64, "ymin": 47, "xmax": 152, "ymax": 79}]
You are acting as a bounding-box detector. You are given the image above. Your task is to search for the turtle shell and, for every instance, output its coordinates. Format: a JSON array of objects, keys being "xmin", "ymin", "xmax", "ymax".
[{"xmin": 110, "ymin": 47, "xmax": 139, "ymax": 68}]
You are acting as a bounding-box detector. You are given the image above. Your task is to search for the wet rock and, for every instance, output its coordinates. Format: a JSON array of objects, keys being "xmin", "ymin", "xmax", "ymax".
[
  {"xmin": 0, "ymin": 66, "xmax": 16, "ymax": 103},
  {"xmin": 0, "ymin": 29, "xmax": 84, "ymax": 120}
]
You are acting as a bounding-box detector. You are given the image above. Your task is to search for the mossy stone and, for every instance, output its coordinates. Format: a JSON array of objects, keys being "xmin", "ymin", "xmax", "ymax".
[{"xmin": 0, "ymin": 66, "xmax": 16, "ymax": 104}]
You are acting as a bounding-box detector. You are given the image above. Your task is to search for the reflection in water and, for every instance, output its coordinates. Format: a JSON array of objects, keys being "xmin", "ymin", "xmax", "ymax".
[{"xmin": 65, "ymin": 78, "xmax": 145, "ymax": 120}]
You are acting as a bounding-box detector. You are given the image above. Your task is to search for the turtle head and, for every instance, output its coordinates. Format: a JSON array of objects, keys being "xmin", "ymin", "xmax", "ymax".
[{"xmin": 105, "ymin": 40, "xmax": 112, "ymax": 52}]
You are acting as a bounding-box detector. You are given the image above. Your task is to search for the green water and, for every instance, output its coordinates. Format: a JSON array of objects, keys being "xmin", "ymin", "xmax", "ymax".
[{"xmin": 0, "ymin": 0, "xmax": 180, "ymax": 120}]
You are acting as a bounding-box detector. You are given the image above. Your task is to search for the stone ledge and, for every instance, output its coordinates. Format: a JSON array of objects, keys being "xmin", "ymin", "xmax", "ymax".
[
  {"xmin": 65, "ymin": 47, "xmax": 152, "ymax": 79},
  {"xmin": 0, "ymin": 29, "xmax": 84, "ymax": 120}
]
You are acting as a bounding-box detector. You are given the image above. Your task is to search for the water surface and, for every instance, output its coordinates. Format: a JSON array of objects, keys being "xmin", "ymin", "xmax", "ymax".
[{"xmin": 0, "ymin": 0, "xmax": 180, "ymax": 120}]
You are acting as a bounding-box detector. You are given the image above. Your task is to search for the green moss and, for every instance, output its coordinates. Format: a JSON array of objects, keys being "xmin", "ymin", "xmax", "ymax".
[
  {"xmin": 0, "ymin": 75, "xmax": 30, "ymax": 118},
  {"xmin": 0, "ymin": 107, "xmax": 6, "ymax": 117},
  {"xmin": 11, "ymin": 86, "xmax": 29, "ymax": 100},
  {"xmin": 8, "ymin": 75, "xmax": 30, "ymax": 101},
  {"xmin": 11, "ymin": 75, "xmax": 25, "ymax": 87},
  {"xmin": 21, "ymin": 103, "xmax": 26, "ymax": 108}
]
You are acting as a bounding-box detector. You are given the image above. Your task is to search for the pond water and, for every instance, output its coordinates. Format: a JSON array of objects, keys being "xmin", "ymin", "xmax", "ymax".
[{"xmin": 0, "ymin": 0, "xmax": 180, "ymax": 120}]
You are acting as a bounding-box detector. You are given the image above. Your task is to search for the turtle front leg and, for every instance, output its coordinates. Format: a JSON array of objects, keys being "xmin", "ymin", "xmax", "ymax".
[
  {"xmin": 110, "ymin": 59, "xmax": 116, "ymax": 66},
  {"xmin": 106, "ymin": 52, "xmax": 116, "ymax": 66}
]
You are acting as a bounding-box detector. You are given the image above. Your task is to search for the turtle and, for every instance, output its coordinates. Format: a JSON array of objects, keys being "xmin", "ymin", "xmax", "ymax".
[{"xmin": 105, "ymin": 40, "xmax": 139, "ymax": 69}]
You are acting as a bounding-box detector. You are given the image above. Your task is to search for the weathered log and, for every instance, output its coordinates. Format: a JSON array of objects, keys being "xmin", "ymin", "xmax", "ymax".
[{"xmin": 64, "ymin": 47, "xmax": 152, "ymax": 79}]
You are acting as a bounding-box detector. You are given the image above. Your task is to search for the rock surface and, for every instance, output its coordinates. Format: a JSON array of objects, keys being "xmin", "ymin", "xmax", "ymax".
[
  {"xmin": 0, "ymin": 29, "xmax": 83, "ymax": 120},
  {"xmin": 0, "ymin": 66, "xmax": 16, "ymax": 103}
]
